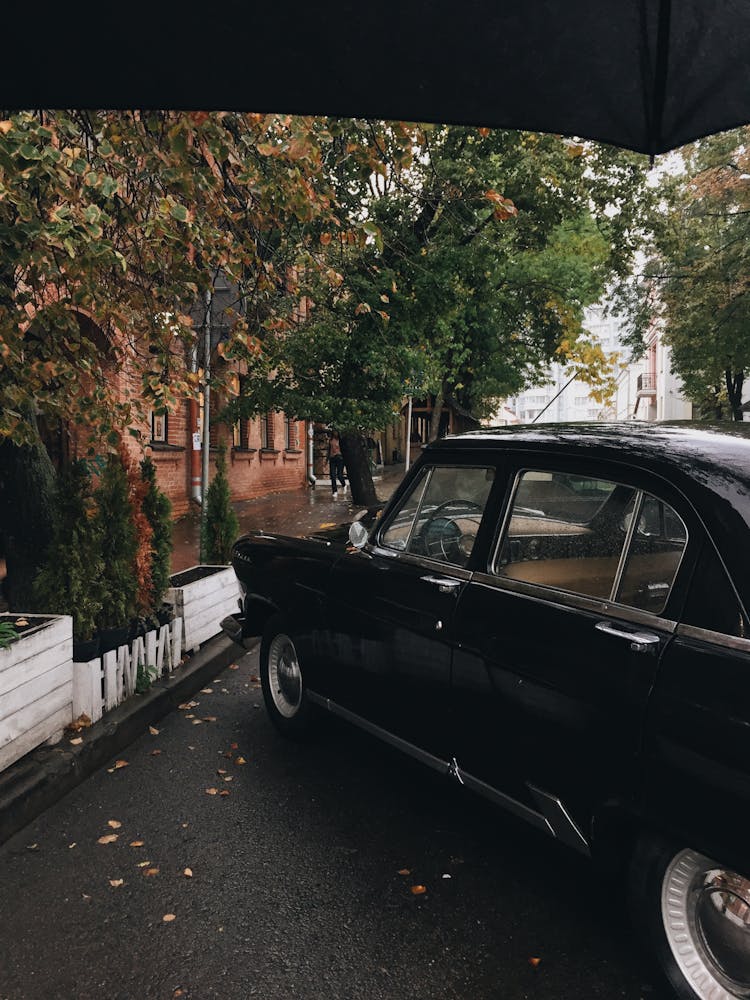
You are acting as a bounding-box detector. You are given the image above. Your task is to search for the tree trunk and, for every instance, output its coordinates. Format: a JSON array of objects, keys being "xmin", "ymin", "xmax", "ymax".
[
  {"xmin": 726, "ymin": 369, "xmax": 745, "ymax": 422},
  {"xmin": 428, "ymin": 383, "xmax": 446, "ymax": 443},
  {"xmin": 0, "ymin": 428, "xmax": 57, "ymax": 611},
  {"xmin": 340, "ymin": 432, "xmax": 377, "ymax": 507}
]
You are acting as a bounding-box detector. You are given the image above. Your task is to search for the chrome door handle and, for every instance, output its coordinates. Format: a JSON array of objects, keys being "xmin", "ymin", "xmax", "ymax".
[
  {"xmin": 595, "ymin": 621, "xmax": 661, "ymax": 653},
  {"xmin": 420, "ymin": 575, "xmax": 462, "ymax": 594}
]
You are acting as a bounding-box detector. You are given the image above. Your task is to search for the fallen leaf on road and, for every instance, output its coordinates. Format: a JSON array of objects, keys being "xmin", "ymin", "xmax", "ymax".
[
  {"xmin": 200, "ymin": 688, "xmax": 213, "ymax": 694},
  {"xmin": 69, "ymin": 737, "xmax": 83, "ymax": 745},
  {"xmin": 148, "ymin": 725, "xmax": 159, "ymax": 736},
  {"xmin": 219, "ymin": 790, "xmax": 230, "ymax": 797},
  {"xmin": 137, "ymin": 861, "xmax": 151, "ymax": 868},
  {"xmin": 229, "ymin": 664, "xmax": 239, "ymax": 670},
  {"xmin": 222, "ymin": 776, "xmax": 233, "ymax": 782},
  {"xmin": 217, "ymin": 768, "xmax": 227, "ymax": 775},
  {"xmin": 26, "ymin": 843, "xmax": 39, "ymax": 851},
  {"xmin": 173, "ymin": 989, "xmax": 186, "ymax": 997},
  {"xmin": 150, "ymin": 749, "xmax": 162, "ymax": 756},
  {"xmin": 250, "ymin": 675, "xmax": 259, "ymax": 683},
  {"xmin": 191, "ymin": 719, "xmax": 203, "ymax": 725},
  {"xmin": 143, "ymin": 867, "xmax": 160, "ymax": 877},
  {"xmin": 97, "ymin": 834, "xmax": 118, "ymax": 845},
  {"xmin": 222, "ymin": 751, "xmax": 233, "ymax": 759},
  {"xmin": 163, "ymin": 913, "xmax": 176, "ymax": 922},
  {"xmin": 410, "ymin": 885, "xmax": 427, "ymax": 895},
  {"xmin": 183, "ymin": 868, "xmax": 193, "ymax": 878},
  {"xmin": 397, "ymin": 868, "xmax": 411, "ymax": 876},
  {"xmin": 107, "ymin": 820, "xmax": 122, "ymax": 829},
  {"xmin": 66, "ymin": 713, "xmax": 92, "ymax": 733},
  {"xmin": 109, "ymin": 879, "xmax": 124, "ymax": 888},
  {"xmin": 234, "ymin": 756, "xmax": 247, "ymax": 765},
  {"xmin": 185, "ymin": 714, "xmax": 195, "ymax": 719},
  {"xmin": 528, "ymin": 957, "xmax": 542, "ymax": 967},
  {"xmin": 201, "ymin": 716, "xmax": 217, "ymax": 723},
  {"xmin": 205, "ymin": 787, "xmax": 218, "ymax": 795},
  {"xmin": 230, "ymin": 742, "xmax": 239, "ymax": 750},
  {"xmin": 442, "ymin": 873, "xmax": 452, "ymax": 879},
  {"xmin": 68, "ymin": 843, "xmax": 76, "ymax": 849},
  {"xmin": 129, "ymin": 840, "xmax": 144, "ymax": 847},
  {"xmin": 178, "ymin": 701, "xmax": 198, "ymax": 710},
  {"xmin": 113, "ymin": 759, "xmax": 128, "ymax": 769}
]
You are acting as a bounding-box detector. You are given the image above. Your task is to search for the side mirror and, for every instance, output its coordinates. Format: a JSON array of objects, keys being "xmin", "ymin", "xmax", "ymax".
[{"xmin": 348, "ymin": 521, "xmax": 369, "ymax": 549}]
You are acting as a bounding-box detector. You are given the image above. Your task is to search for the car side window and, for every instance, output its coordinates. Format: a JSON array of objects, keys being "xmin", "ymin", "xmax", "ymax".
[
  {"xmin": 380, "ymin": 465, "xmax": 494, "ymax": 567},
  {"xmin": 494, "ymin": 470, "xmax": 688, "ymax": 613}
]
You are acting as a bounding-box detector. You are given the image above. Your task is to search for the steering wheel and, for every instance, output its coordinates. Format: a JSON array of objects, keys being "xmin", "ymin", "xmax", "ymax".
[{"xmin": 418, "ymin": 499, "xmax": 484, "ymax": 563}]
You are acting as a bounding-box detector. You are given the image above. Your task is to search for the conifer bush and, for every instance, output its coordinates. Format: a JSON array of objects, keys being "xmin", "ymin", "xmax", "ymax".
[
  {"xmin": 202, "ymin": 442, "xmax": 239, "ymax": 564},
  {"xmin": 140, "ymin": 455, "xmax": 173, "ymax": 616},
  {"xmin": 94, "ymin": 448, "xmax": 137, "ymax": 630},
  {"xmin": 34, "ymin": 461, "xmax": 104, "ymax": 643}
]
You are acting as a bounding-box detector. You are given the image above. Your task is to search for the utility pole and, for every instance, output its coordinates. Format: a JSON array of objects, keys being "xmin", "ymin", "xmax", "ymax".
[
  {"xmin": 404, "ymin": 395, "xmax": 413, "ymax": 471},
  {"xmin": 199, "ymin": 288, "xmax": 212, "ymax": 562}
]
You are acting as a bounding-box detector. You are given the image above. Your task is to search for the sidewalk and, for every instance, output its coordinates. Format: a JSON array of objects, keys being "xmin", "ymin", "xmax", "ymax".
[{"xmin": 171, "ymin": 462, "xmax": 407, "ymax": 573}]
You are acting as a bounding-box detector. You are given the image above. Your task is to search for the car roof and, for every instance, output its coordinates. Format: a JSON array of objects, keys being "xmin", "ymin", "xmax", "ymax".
[{"xmin": 425, "ymin": 421, "xmax": 750, "ymax": 614}]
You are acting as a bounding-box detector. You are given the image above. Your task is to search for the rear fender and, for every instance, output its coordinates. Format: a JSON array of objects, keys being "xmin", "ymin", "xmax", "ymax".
[{"xmin": 243, "ymin": 594, "xmax": 280, "ymax": 638}]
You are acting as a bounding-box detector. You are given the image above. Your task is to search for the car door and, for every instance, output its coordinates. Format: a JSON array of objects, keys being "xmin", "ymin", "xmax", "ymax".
[
  {"xmin": 450, "ymin": 456, "xmax": 694, "ymax": 850},
  {"xmin": 322, "ymin": 457, "xmax": 497, "ymax": 765}
]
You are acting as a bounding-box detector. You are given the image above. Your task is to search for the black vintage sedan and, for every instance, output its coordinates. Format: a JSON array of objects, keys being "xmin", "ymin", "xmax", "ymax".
[{"xmin": 222, "ymin": 423, "xmax": 750, "ymax": 1000}]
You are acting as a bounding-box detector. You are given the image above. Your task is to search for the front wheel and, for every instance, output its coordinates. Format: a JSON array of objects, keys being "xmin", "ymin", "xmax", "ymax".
[
  {"xmin": 629, "ymin": 835, "xmax": 750, "ymax": 999},
  {"xmin": 259, "ymin": 616, "xmax": 319, "ymax": 740}
]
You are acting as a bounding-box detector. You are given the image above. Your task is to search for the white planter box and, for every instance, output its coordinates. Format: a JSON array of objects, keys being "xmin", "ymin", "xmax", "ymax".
[
  {"xmin": 0, "ymin": 615, "xmax": 74, "ymax": 771},
  {"xmin": 165, "ymin": 566, "xmax": 241, "ymax": 653}
]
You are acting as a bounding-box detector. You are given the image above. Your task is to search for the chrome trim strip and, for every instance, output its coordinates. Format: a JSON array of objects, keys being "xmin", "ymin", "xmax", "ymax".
[
  {"xmin": 470, "ymin": 571, "xmax": 678, "ymax": 633},
  {"xmin": 676, "ymin": 623, "xmax": 750, "ymax": 654},
  {"xmin": 369, "ymin": 547, "xmax": 473, "ymax": 579},
  {"xmin": 527, "ymin": 785, "xmax": 591, "ymax": 856},
  {"xmin": 455, "ymin": 767, "xmax": 553, "ymax": 836},
  {"xmin": 306, "ymin": 691, "xmax": 450, "ymax": 775}
]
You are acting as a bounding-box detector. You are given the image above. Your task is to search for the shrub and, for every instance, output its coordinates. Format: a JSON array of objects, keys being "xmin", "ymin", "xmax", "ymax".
[
  {"xmin": 94, "ymin": 448, "xmax": 137, "ymax": 630},
  {"xmin": 202, "ymin": 442, "xmax": 239, "ymax": 563},
  {"xmin": 119, "ymin": 443, "xmax": 153, "ymax": 619},
  {"xmin": 140, "ymin": 456, "xmax": 173, "ymax": 615},
  {"xmin": 34, "ymin": 461, "xmax": 104, "ymax": 642}
]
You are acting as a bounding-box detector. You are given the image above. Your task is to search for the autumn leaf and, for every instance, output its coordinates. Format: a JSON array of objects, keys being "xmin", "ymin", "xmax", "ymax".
[
  {"xmin": 200, "ymin": 688, "xmax": 213, "ymax": 694},
  {"xmin": 397, "ymin": 868, "xmax": 411, "ymax": 876},
  {"xmin": 222, "ymin": 776, "xmax": 233, "ymax": 782},
  {"xmin": 129, "ymin": 840, "xmax": 144, "ymax": 847},
  {"xmin": 319, "ymin": 232, "xmax": 332, "ymax": 245},
  {"xmin": 217, "ymin": 769, "xmax": 227, "ymax": 775},
  {"xmin": 97, "ymin": 834, "xmax": 118, "ymax": 845},
  {"xmin": 150, "ymin": 749, "xmax": 162, "ymax": 756},
  {"xmin": 163, "ymin": 913, "xmax": 176, "ymax": 922},
  {"xmin": 107, "ymin": 820, "xmax": 122, "ymax": 829},
  {"xmin": 113, "ymin": 760, "xmax": 128, "ymax": 769},
  {"xmin": 230, "ymin": 742, "xmax": 239, "ymax": 750},
  {"xmin": 14, "ymin": 618, "xmax": 29, "ymax": 627},
  {"xmin": 234, "ymin": 756, "xmax": 247, "ymax": 765},
  {"xmin": 136, "ymin": 861, "xmax": 151, "ymax": 868},
  {"xmin": 219, "ymin": 790, "xmax": 230, "ymax": 797},
  {"xmin": 183, "ymin": 868, "xmax": 193, "ymax": 878},
  {"xmin": 143, "ymin": 867, "xmax": 160, "ymax": 877},
  {"xmin": 205, "ymin": 788, "xmax": 218, "ymax": 796},
  {"xmin": 229, "ymin": 664, "xmax": 239, "ymax": 671},
  {"xmin": 148, "ymin": 726, "xmax": 159, "ymax": 736},
  {"xmin": 109, "ymin": 879, "xmax": 124, "ymax": 888},
  {"xmin": 201, "ymin": 716, "xmax": 217, "ymax": 723},
  {"xmin": 69, "ymin": 737, "xmax": 83, "ymax": 745},
  {"xmin": 410, "ymin": 885, "xmax": 427, "ymax": 895},
  {"xmin": 528, "ymin": 957, "xmax": 542, "ymax": 967}
]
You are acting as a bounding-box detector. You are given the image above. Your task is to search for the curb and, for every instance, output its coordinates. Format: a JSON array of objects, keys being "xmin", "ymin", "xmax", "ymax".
[{"xmin": 0, "ymin": 633, "xmax": 256, "ymax": 846}]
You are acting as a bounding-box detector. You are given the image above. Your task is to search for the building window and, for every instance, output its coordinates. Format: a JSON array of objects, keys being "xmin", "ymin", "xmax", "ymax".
[
  {"xmin": 151, "ymin": 411, "xmax": 168, "ymax": 443},
  {"xmin": 260, "ymin": 413, "xmax": 271, "ymax": 449},
  {"xmin": 284, "ymin": 415, "xmax": 297, "ymax": 449},
  {"xmin": 574, "ymin": 396, "xmax": 589, "ymax": 407}
]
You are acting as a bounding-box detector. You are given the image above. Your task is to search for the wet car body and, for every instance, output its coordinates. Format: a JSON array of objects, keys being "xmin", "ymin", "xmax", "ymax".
[{"xmin": 225, "ymin": 423, "xmax": 750, "ymax": 1000}]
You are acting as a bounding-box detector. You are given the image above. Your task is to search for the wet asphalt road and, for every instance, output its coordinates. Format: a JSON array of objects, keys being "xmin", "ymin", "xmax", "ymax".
[{"xmin": 0, "ymin": 650, "xmax": 668, "ymax": 1000}]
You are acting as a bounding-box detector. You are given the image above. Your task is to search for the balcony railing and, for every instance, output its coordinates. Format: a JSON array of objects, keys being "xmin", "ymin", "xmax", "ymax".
[{"xmin": 637, "ymin": 372, "xmax": 656, "ymax": 394}]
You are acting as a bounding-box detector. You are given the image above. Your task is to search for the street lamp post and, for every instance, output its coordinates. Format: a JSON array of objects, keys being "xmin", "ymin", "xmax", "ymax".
[{"xmin": 199, "ymin": 288, "xmax": 212, "ymax": 562}]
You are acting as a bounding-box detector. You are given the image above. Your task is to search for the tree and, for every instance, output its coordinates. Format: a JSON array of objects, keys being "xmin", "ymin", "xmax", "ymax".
[
  {"xmin": 140, "ymin": 456, "xmax": 173, "ymax": 620},
  {"xmin": 636, "ymin": 128, "xmax": 750, "ymax": 419},
  {"xmin": 94, "ymin": 449, "xmax": 137, "ymax": 631},
  {"xmin": 229, "ymin": 122, "xmax": 651, "ymax": 502}
]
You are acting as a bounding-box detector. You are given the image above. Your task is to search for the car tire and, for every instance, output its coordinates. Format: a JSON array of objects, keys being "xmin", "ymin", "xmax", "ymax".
[
  {"xmin": 259, "ymin": 616, "xmax": 319, "ymax": 740},
  {"xmin": 628, "ymin": 833, "xmax": 750, "ymax": 999}
]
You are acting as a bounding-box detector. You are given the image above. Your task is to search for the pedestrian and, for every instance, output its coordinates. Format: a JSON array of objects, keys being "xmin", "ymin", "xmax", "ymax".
[{"xmin": 327, "ymin": 430, "xmax": 347, "ymax": 498}]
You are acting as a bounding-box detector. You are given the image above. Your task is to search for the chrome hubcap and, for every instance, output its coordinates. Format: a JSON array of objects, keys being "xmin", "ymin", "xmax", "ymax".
[
  {"xmin": 662, "ymin": 848, "xmax": 750, "ymax": 998},
  {"xmin": 267, "ymin": 633, "xmax": 302, "ymax": 718}
]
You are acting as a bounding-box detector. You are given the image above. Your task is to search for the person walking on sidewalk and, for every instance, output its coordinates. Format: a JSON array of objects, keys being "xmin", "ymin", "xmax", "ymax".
[{"xmin": 327, "ymin": 430, "xmax": 347, "ymax": 498}]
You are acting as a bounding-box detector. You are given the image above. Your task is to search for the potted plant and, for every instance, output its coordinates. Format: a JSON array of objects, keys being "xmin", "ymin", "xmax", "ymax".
[
  {"xmin": 202, "ymin": 442, "xmax": 239, "ymax": 564},
  {"xmin": 34, "ymin": 461, "xmax": 103, "ymax": 661},
  {"xmin": 140, "ymin": 456, "xmax": 173, "ymax": 627}
]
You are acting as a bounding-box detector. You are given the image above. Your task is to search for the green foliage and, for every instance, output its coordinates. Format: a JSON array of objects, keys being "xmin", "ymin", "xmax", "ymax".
[
  {"xmin": 33, "ymin": 461, "xmax": 104, "ymax": 642},
  {"xmin": 202, "ymin": 443, "xmax": 239, "ymax": 564},
  {"xmin": 135, "ymin": 660, "xmax": 158, "ymax": 695},
  {"xmin": 140, "ymin": 456, "xmax": 173, "ymax": 616},
  {"xmin": 94, "ymin": 451, "xmax": 137, "ymax": 630},
  {"xmin": 0, "ymin": 622, "xmax": 18, "ymax": 649}
]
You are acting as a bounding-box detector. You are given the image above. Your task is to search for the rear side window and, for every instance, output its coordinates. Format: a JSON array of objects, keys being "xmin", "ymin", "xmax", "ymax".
[
  {"xmin": 494, "ymin": 470, "xmax": 688, "ymax": 614},
  {"xmin": 681, "ymin": 542, "xmax": 748, "ymax": 638}
]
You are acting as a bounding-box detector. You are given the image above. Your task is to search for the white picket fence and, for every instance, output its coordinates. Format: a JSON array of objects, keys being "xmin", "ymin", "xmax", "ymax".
[{"xmin": 72, "ymin": 618, "xmax": 183, "ymax": 724}]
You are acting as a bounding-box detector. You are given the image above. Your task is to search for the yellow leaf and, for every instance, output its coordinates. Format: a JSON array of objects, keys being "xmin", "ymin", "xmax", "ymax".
[
  {"xmin": 113, "ymin": 760, "xmax": 128, "ymax": 769},
  {"xmin": 14, "ymin": 618, "xmax": 29, "ymax": 626},
  {"xmin": 136, "ymin": 861, "xmax": 151, "ymax": 868},
  {"xmin": 183, "ymin": 868, "xmax": 193, "ymax": 878},
  {"xmin": 143, "ymin": 867, "xmax": 160, "ymax": 877},
  {"xmin": 109, "ymin": 879, "xmax": 124, "ymax": 888},
  {"xmin": 410, "ymin": 884, "xmax": 427, "ymax": 895},
  {"xmin": 234, "ymin": 757, "xmax": 247, "ymax": 765},
  {"xmin": 129, "ymin": 840, "xmax": 144, "ymax": 847},
  {"xmin": 107, "ymin": 820, "xmax": 122, "ymax": 829},
  {"xmin": 205, "ymin": 788, "xmax": 218, "ymax": 795},
  {"xmin": 163, "ymin": 913, "xmax": 176, "ymax": 922},
  {"xmin": 97, "ymin": 834, "xmax": 118, "ymax": 845}
]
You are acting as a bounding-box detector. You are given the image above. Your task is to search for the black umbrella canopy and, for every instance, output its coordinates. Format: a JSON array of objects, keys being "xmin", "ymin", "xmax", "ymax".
[{"xmin": 3, "ymin": 0, "xmax": 749, "ymax": 155}]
